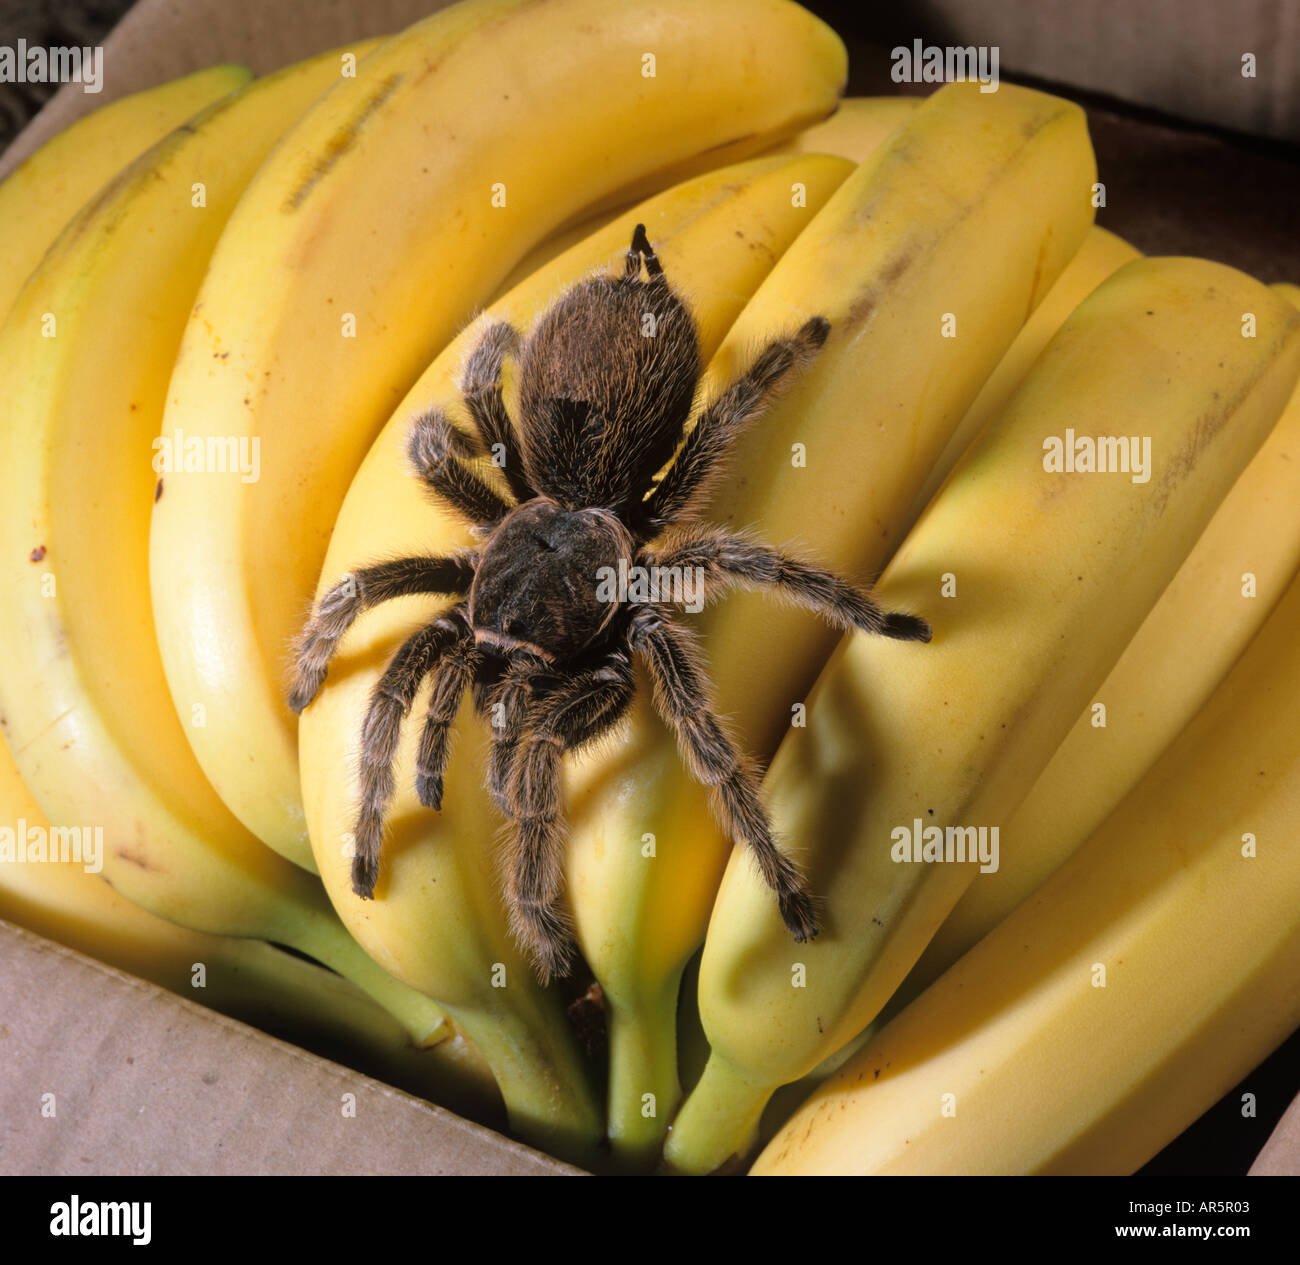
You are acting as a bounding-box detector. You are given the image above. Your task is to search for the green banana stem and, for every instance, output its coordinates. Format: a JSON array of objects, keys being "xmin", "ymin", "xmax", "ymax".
[
  {"xmin": 446, "ymin": 990, "xmax": 603, "ymax": 1170},
  {"xmin": 605, "ymin": 973, "xmax": 683, "ymax": 1171},
  {"xmin": 662, "ymin": 1054, "xmax": 773, "ymax": 1175},
  {"xmin": 289, "ymin": 904, "xmax": 450, "ymax": 1048}
]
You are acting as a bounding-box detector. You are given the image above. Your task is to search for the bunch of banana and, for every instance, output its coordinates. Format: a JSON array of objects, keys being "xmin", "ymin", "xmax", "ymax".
[
  {"xmin": 0, "ymin": 63, "xmax": 249, "ymax": 319},
  {"xmin": 556, "ymin": 79, "xmax": 1096, "ymax": 1165},
  {"xmin": 754, "ymin": 556, "xmax": 1300, "ymax": 1175},
  {"xmin": 0, "ymin": 44, "xmax": 470, "ymax": 1058},
  {"xmin": 664, "ymin": 257, "xmax": 1300, "ymax": 1174},
  {"xmin": 147, "ymin": 0, "xmax": 849, "ymax": 873},
  {"xmin": 0, "ymin": 730, "xmax": 501, "ymax": 1125},
  {"xmin": 898, "ymin": 280, "xmax": 1300, "ymax": 1000},
  {"xmin": 756, "ymin": 222, "xmax": 1144, "ymax": 1142},
  {"xmin": 298, "ymin": 150, "xmax": 856, "ymax": 1170}
]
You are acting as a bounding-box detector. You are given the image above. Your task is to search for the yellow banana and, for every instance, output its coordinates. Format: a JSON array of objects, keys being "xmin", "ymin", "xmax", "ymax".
[
  {"xmin": 665, "ymin": 257, "xmax": 1300, "ymax": 1174},
  {"xmin": 559, "ymin": 80, "xmax": 1095, "ymax": 1163},
  {"xmin": 0, "ymin": 730, "xmax": 501, "ymax": 1125},
  {"xmin": 904, "ymin": 280, "xmax": 1300, "ymax": 993},
  {"xmin": 757, "ymin": 223, "xmax": 1142, "ymax": 1144},
  {"xmin": 0, "ymin": 62, "xmax": 249, "ymax": 320},
  {"xmin": 148, "ymin": 0, "xmax": 848, "ymax": 869},
  {"xmin": 907, "ymin": 224, "xmax": 1141, "ymax": 519},
  {"xmin": 754, "ymin": 560, "xmax": 1300, "ymax": 1176},
  {"xmin": 766, "ymin": 94, "xmax": 920, "ymax": 162},
  {"xmin": 298, "ymin": 151, "xmax": 855, "ymax": 1169},
  {"xmin": 0, "ymin": 44, "xmax": 452, "ymax": 1052},
  {"xmin": 495, "ymin": 95, "xmax": 923, "ymax": 304}
]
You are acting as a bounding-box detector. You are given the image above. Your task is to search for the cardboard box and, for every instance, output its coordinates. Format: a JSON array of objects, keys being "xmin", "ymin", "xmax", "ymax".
[{"xmin": 1, "ymin": 0, "xmax": 1297, "ymax": 1177}]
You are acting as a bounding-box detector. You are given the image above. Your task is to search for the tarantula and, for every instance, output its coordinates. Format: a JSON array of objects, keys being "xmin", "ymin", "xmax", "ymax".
[{"xmin": 289, "ymin": 224, "xmax": 931, "ymax": 982}]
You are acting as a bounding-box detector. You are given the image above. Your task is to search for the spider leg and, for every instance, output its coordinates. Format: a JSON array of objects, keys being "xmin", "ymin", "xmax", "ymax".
[
  {"xmin": 643, "ymin": 527, "xmax": 932, "ymax": 642},
  {"xmin": 505, "ymin": 647, "xmax": 636, "ymax": 982},
  {"xmin": 352, "ymin": 612, "xmax": 462, "ymax": 898},
  {"xmin": 461, "ymin": 321, "xmax": 535, "ymax": 504},
  {"xmin": 629, "ymin": 606, "xmax": 818, "ymax": 941},
  {"xmin": 635, "ymin": 317, "xmax": 830, "ymax": 537},
  {"xmin": 481, "ymin": 652, "xmax": 551, "ymax": 813},
  {"xmin": 414, "ymin": 605, "xmax": 480, "ymax": 810},
  {"xmin": 408, "ymin": 407, "xmax": 513, "ymax": 527},
  {"xmin": 625, "ymin": 222, "xmax": 664, "ymax": 279},
  {"xmin": 289, "ymin": 553, "xmax": 478, "ymax": 712}
]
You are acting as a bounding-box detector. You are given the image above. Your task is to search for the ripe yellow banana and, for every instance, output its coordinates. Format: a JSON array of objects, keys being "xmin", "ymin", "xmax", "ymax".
[
  {"xmin": 148, "ymin": 0, "xmax": 848, "ymax": 870},
  {"xmin": 558, "ymin": 80, "xmax": 1095, "ymax": 1163},
  {"xmin": 903, "ymin": 280, "xmax": 1300, "ymax": 994},
  {"xmin": 0, "ymin": 62, "xmax": 249, "ymax": 320},
  {"xmin": 766, "ymin": 94, "xmax": 920, "ymax": 162},
  {"xmin": 494, "ymin": 95, "xmax": 923, "ymax": 304},
  {"xmin": 0, "ymin": 43, "xmax": 452, "ymax": 1052},
  {"xmin": 907, "ymin": 224, "xmax": 1141, "ymax": 519},
  {"xmin": 0, "ymin": 730, "xmax": 501, "ymax": 1124},
  {"xmin": 298, "ymin": 151, "xmax": 855, "ymax": 1169},
  {"xmin": 754, "ymin": 560, "xmax": 1300, "ymax": 1176},
  {"xmin": 757, "ymin": 224, "xmax": 1142, "ymax": 1144},
  {"xmin": 665, "ymin": 257, "xmax": 1300, "ymax": 1174}
]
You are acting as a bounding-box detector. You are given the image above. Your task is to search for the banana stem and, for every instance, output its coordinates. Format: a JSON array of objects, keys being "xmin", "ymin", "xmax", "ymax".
[
  {"xmin": 605, "ymin": 975, "xmax": 683, "ymax": 1171},
  {"xmin": 662, "ymin": 1054, "xmax": 773, "ymax": 1175},
  {"xmin": 289, "ymin": 907, "xmax": 449, "ymax": 1048},
  {"xmin": 448, "ymin": 992, "xmax": 604, "ymax": 1171}
]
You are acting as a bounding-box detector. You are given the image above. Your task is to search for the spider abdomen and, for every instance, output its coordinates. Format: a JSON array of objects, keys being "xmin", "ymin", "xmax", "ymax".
[
  {"xmin": 469, "ymin": 499, "xmax": 632, "ymax": 662},
  {"xmin": 516, "ymin": 273, "xmax": 700, "ymax": 512}
]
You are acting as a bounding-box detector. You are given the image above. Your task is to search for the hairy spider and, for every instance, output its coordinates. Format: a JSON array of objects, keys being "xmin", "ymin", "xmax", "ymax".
[{"xmin": 289, "ymin": 224, "xmax": 931, "ymax": 982}]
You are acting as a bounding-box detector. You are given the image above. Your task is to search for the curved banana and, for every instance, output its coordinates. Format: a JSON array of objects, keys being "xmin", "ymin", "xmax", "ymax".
[
  {"xmin": 665, "ymin": 257, "xmax": 1300, "ymax": 1174},
  {"xmin": 907, "ymin": 224, "xmax": 1141, "ymax": 519},
  {"xmin": 754, "ymin": 560, "xmax": 1300, "ymax": 1175},
  {"xmin": 148, "ymin": 0, "xmax": 848, "ymax": 870},
  {"xmin": 757, "ymin": 224, "xmax": 1142, "ymax": 1144},
  {"xmin": 0, "ymin": 43, "xmax": 451, "ymax": 1051},
  {"xmin": 298, "ymin": 151, "xmax": 855, "ymax": 1169},
  {"xmin": 766, "ymin": 94, "xmax": 920, "ymax": 162},
  {"xmin": 902, "ymin": 280, "xmax": 1300, "ymax": 994},
  {"xmin": 559, "ymin": 80, "xmax": 1095, "ymax": 1164},
  {"xmin": 0, "ymin": 730, "xmax": 501, "ymax": 1124},
  {"xmin": 494, "ymin": 94, "xmax": 922, "ymax": 305},
  {"xmin": 0, "ymin": 62, "xmax": 249, "ymax": 320}
]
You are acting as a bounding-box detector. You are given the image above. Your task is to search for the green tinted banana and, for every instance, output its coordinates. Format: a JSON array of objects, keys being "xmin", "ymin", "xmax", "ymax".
[{"xmin": 0, "ymin": 729, "xmax": 501, "ymax": 1124}]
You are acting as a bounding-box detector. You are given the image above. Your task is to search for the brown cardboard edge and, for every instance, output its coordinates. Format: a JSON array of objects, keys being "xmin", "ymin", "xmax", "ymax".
[
  {"xmin": 0, "ymin": 920, "xmax": 584, "ymax": 1176},
  {"xmin": 1248, "ymin": 1088, "xmax": 1300, "ymax": 1176}
]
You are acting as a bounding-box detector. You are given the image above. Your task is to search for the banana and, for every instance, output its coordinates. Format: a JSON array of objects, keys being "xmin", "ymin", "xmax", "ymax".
[
  {"xmin": 753, "ymin": 560, "xmax": 1300, "ymax": 1176},
  {"xmin": 298, "ymin": 151, "xmax": 855, "ymax": 1168},
  {"xmin": 0, "ymin": 43, "xmax": 454, "ymax": 1053},
  {"xmin": 766, "ymin": 94, "xmax": 920, "ymax": 162},
  {"xmin": 757, "ymin": 224, "xmax": 1142, "ymax": 1144},
  {"xmin": 664, "ymin": 257, "xmax": 1300, "ymax": 1174},
  {"xmin": 901, "ymin": 280, "xmax": 1300, "ymax": 995},
  {"xmin": 147, "ymin": 0, "xmax": 848, "ymax": 870},
  {"xmin": 0, "ymin": 730, "xmax": 502, "ymax": 1125},
  {"xmin": 494, "ymin": 95, "xmax": 923, "ymax": 305},
  {"xmin": 907, "ymin": 225, "xmax": 1141, "ymax": 519},
  {"xmin": 0, "ymin": 63, "xmax": 250, "ymax": 320},
  {"xmin": 557, "ymin": 80, "xmax": 1095, "ymax": 1163}
]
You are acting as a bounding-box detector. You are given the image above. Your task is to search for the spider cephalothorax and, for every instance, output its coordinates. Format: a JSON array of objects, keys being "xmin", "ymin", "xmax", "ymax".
[{"xmin": 290, "ymin": 224, "xmax": 931, "ymax": 982}]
